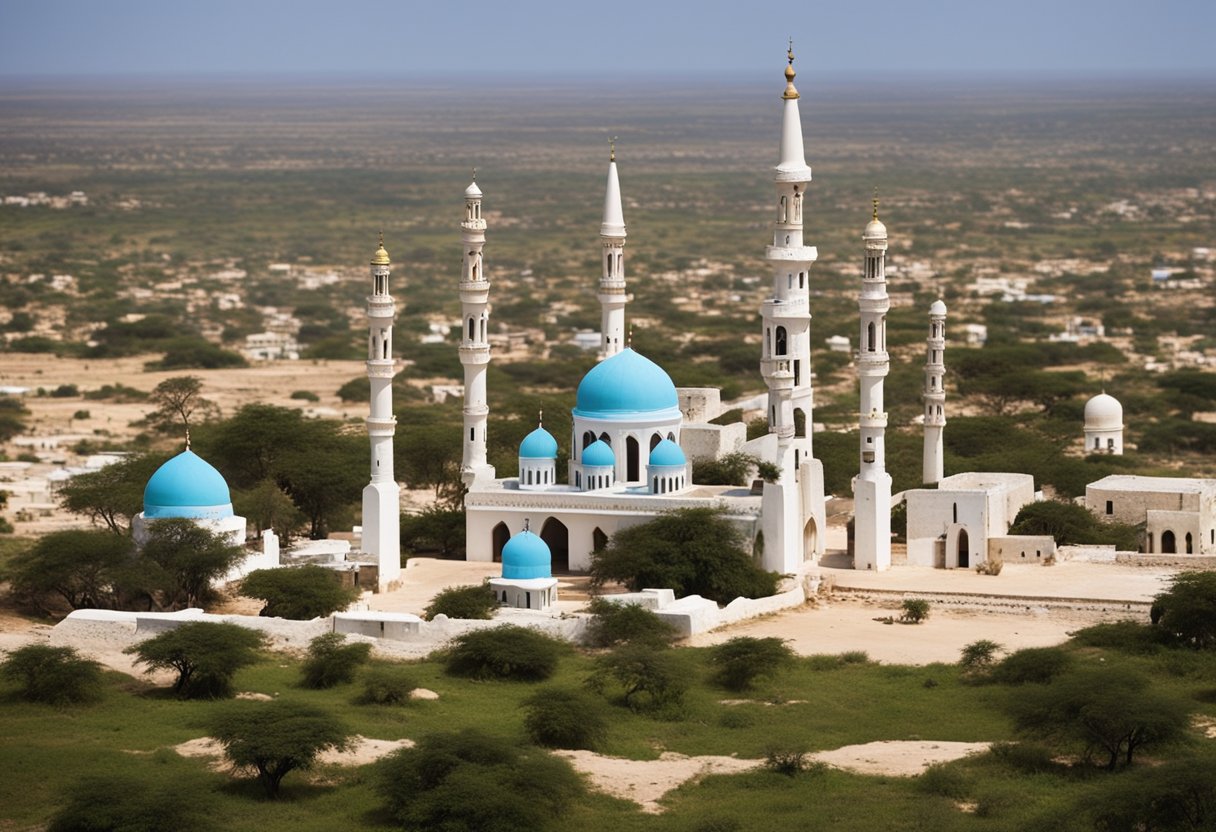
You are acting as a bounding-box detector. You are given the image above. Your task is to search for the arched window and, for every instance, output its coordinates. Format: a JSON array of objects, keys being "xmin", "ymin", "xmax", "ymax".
[
  {"xmin": 793, "ymin": 190, "xmax": 802, "ymax": 221},
  {"xmin": 616, "ymin": 253, "xmax": 622, "ymax": 274},
  {"xmin": 867, "ymin": 322, "xmax": 876, "ymax": 352},
  {"xmin": 1185, "ymin": 532, "xmax": 1193, "ymax": 554},
  {"xmin": 779, "ymin": 195, "xmax": 787, "ymax": 223},
  {"xmin": 799, "ymin": 272, "xmax": 805, "ymax": 288},
  {"xmin": 650, "ymin": 434, "xmax": 661, "ymax": 452},
  {"xmin": 599, "ymin": 432, "xmax": 611, "ymax": 447},
  {"xmin": 468, "ymin": 318, "xmax": 475, "ymax": 340},
  {"xmin": 472, "ymin": 261, "xmax": 479, "ymax": 281},
  {"xmin": 1162, "ymin": 530, "xmax": 1177, "ymax": 554},
  {"xmin": 582, "ymin": 431, "xmax": 595, "ymax": 450},
  {"xmin": 775, "ymin": 326, "xmax": 788, "ymax": 356},
  {"xmin": 952, "ymin": 503, "xmax": 958, "ymax": 523}
]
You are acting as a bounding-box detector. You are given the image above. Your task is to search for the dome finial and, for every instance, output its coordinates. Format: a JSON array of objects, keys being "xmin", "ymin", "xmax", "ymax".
[
  {"xmin": 523, "ymin": 517, "xmax": 530, "ymax": 533},
  {"xmin": 872, "ymin": 188, "xmax": 880, "ymax": 221},
  {"xmin": 371, "ymin": 231, "xmax": 391, "ymax": 266},
  {"xmin": 184, "ymin": 426, "xmax": 191, "ymax": 450},
  {"xmin": 538, "ymin": 407, "xmax": 543, "ymax": 428},
  {"xmin": 609, "ymin": 136, "xmax": 616, "ymax": 163},
  {"xmin": 783, "ymin": 39, "xmax": 799, "ymax": 100},
  {"xmin": 627, "ymin": 324, "xmax": 633, "ymax": 348},
  {"xmin": 471, "ymin": 166, "xmax": 477, "ymax": 182}
]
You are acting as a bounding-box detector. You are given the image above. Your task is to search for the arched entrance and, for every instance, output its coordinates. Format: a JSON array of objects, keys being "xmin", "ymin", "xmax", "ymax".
[
  {"xmin": 1185, "ymin": 532, "xmax": 1193, "ymax": 554},
  {"xmin": 626, "ymin": 436, "xmax": 640, "ymax": 482},
  {"xmin": 793, "ymin": 408, "xmax": 807, "ymax": 438},
  {"xmin": 540, "ymin": 517, "xmax": 570, "ymax": 572},
  {"xmin": 802, "ymin": 518, "xmax": 818, "ymax": 560},
  {"xmin": 592, "ymin": 527, "xmax": 608, "ymax": 553},
  {"xmin": 491, "ymin": 522, "xmax": 510, "ymax": 563},
  {"xmin": 957, "ymin": 529, "xmax": 970, "ymax": 569},
  {"xmin": 1162, "ymin": 530, "xmax": 1177, "ymax": 554}
]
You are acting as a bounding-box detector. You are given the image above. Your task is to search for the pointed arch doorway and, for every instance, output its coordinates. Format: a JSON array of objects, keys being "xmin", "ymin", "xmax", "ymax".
[{"xmin": 540, "ymin": 517, "xmax": 570, "ymax": 572}]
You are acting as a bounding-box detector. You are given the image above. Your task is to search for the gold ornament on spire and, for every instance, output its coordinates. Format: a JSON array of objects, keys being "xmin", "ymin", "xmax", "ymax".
[
  {"xmin": 609, "ymin": 136, "xmax": 616, "ymax": 162},
  {"xmin": 783, "ymin": 39, "xmax": 800, "ymax": 100},
  {"xmin": 627, "ymin": 324, "xmax": 633, "ymax": 348},
  {"xmin": 371, "ymin": 230, "xmax": 391, "ymax": 266},
  {"xmin": 872, "ymin": 188, "xmax": 880, "ymax": 221}
]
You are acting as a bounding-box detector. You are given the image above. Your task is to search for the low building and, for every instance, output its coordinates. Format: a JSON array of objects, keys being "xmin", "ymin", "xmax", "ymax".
[
  {"xmin": 1085, "ymin": 475, "xmax": 1216, "ymax": 555},
  {"xmin": 905, "ymin": 473, "xmax": 1038, "ymax": 569}
]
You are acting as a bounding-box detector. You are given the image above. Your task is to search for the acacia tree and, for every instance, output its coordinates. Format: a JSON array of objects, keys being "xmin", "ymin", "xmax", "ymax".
[
  {"xmin": 146, "ymin": 375, "xmax": 218, "ymax": 440},
  {"xmin": 211, "ymin": 701, "xmax": 350, "ymax": 797},
  {"xmin": 9, "ymin": 529, "xmax": 134, "ymax": 611},
  {"xmin": 139, "ymin": 518, "xmax": 246, "ymax": 609},
  {"xmin": 1152, "ymin": 571, "xmax": 1216, "ymax": 649},
  {"xmin": 241, "ymin": 565, "xmax": 359, "ymax": 619},
  {"xmin": 126, "ymin": 621, "xmax": 265, "ymax": 699},
  {"xmin": 58, "ymin": 453, "xmax": 168, "ymax": 534}
]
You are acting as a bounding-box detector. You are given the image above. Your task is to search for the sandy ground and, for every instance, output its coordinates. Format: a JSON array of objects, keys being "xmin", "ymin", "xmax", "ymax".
[{"xmin": 172, "ymin": 735, "xmax": 414, "ymax": 773}]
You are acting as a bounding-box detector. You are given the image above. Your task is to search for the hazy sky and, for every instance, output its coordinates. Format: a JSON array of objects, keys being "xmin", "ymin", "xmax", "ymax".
[{"xmin": 1, "ymin": 0, "xmax": 1213, "ymax": 78}]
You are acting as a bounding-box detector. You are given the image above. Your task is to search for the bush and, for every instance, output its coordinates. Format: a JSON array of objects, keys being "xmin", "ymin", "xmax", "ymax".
[
  {"xmin": 48, "ymin": 772, "xmax": 214, "ymax": 832},
  {"xmin": 588, "ymin": 643, "xmax": 691, "ymax": 714},
  {"xmin": 354, "ymin": 665, "xmax": 417, "ymax": 706},
  {"xmin": 989, "ymin": 646, "xmax": 1073, "ymax": 686},
  {"xmin": 583, "ymin": 597, "xmax": 678, "ymax": 648},
  {"xmin": 125, "ymin": 622, "xmax": 265, "ymax": 699},
  {"xmin": 1, "ymin": 644, "xmax": 103, "ymax": 705},
  {"xmin": 211, "ymin": 701, "xmax": 350, "ymax": 797},
  {"xmin": 707, "ymin": 636, "xmax": 794, "ymax": 692},
  {"xmin": 806, "ymin": 651, "xmax": 871, "ymax": 671},
  {"xmin": 987, "ymin": 741, "xmax": 1059, "ymax": 774},
  {"xmin": 376, "ymin": 729, "xmax": 584, "ymax": 832},
  {"xmin": 1152, "ymin": 571, "xmax": 1216, "ymax": 649},
  {"xmin": 521, "ymin": 687, "xmax": 609, "ymax": 750},
  {"xmin": 289, "ymin": 390, "xmax": 320, "ymax": 402},
  {"xmin": 444, "ymin": 625, "xmax": 563, "ymax": 681},
  {"xmin": 300, "ymin": 632, "xmax": 372, "ymax": 689},
  {"xmin": 959, "ymin": 639, "xmax": 1003, "ymax": 674},
  {"xmin": 916, "ymin": 762, "xmax": 971, "ymax": 798},
  {"xmin": 691, "ymin": 452, "xmax": 758, "ymax": 486},
  {"xmin": 241, "ymin": 565, "xmax": 360, "ymax": 619},
  {"xmin": 901, "ymin": 599, "xmax": 931, "ymax": 623},
  {"xmin": 763, "ymin": 746, "xmax": 813, "ymax": 777},
  {"xmin": 1008, "ymin": 500, "xmax": 1140, "ymax": 550},
  {"xmin": 423, "ymin": 583, "xmax": 497, "ymax": 621},
  {"xmin": 1070, "ymin": 621, "xmax": 1169, "ymax": 655}
]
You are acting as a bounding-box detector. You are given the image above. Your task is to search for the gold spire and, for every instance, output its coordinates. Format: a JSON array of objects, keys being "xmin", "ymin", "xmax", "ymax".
[
  {"xmin": 627, "ymin": 324, "xmax": 633, "ymax": 348},
  {"xmin": 371, "ymin": 230, "xmax": 390, "ymax": 266},
  {"xmin": 609, "ymin": 136, "xmax": 616, "ymax": 163},
  {"xmin": 184, "ymin": 426, "xmax": 191, "ymax": 450},
  {"xmin": 783, "ymin": 39, "xmax": 800, "ymax": 100},
  {"xmin": 872, "ymin": 188, "xmax": 880, "ymax": 221}
]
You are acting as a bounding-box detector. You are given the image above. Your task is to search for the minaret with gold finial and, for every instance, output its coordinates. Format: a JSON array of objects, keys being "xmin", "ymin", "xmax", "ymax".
[
  {"xmin": 362, "ymin": 233, "xmax": 401, "ymax": 590},
  {"xmin": 760, "ymin": 42, "xmax": 817, "ymax": 470},
  {"xmin": 598, "ymin": 138, "xmax": 627, "ymax": 360},
  {"xmin": 460, "ymin": 172, "xmax": 495, "ymax": 486},
  {"xmin": 854, "ymin": 193, "xmax": 892, "ymax": 571}
]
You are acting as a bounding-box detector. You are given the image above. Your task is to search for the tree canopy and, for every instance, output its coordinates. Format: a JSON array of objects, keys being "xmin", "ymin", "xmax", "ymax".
[
  {"xmin": 1008, "ymin": 500, "xmax": 1140, "ymax": 550},
  {"xmin": 240, "ymin": 565, "xmax": 359, "ymax": 620},
  {"xmin": 57, "ymin": 453, "xmax": 168, "ymax": 535},
  {"xmin": 211, "ymin": 701, "xmax": 350, "ymax": 797},
  {"xmin": 125, "ymin": 621, "xmax": 265, "ymax": 699},
  {"xmin": 1152, "ymin": 571, "xmax": 1216, "ymax": 649}
]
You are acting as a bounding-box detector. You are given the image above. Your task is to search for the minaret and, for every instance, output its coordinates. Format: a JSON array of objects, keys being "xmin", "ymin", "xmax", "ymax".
[
  {"xmin": 854, "ymin": 196, "xmax": 892, "ymax": 571},
  {"xmin": 598, "ymin": 140, "xmax": 627, "ymax": 360},
  {"xmin": 460, "ymin": 174, "xmax": 495, "ymax": 486},
  {"xmin": 923, "ymin": 299, "xmax": 948, "ymax": 485},
  {"xmin": 363, "ymin": 234, "xmax": 401, "ymax": 590},
  {"xmin": 760, "ymin": 43, "xmax": 817, "ymax": 468}
]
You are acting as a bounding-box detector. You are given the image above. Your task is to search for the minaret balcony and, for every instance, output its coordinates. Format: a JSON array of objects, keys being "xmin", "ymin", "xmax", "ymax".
[
  {"xmin": 366, "ymin": 416, "xmax": 397, "ymax": 436},
  {"xmin": 458, "ymin": 279, "xmax": 490, "ymax": 293},
  {"xmin": 463, "ymin": 404, "xmax": 489, "ymax": 417},
  {"xmin": 859, "ymin": 411, "xmax": 888, "ymax": 429},
  {"xmin": 366, "ymin": 297, "xmax": 396, "ymax": 314},
  {"xmin": 461, "ymin": 219, "xmax": 487, "ymax": 233},
  {"xmin": 765, "ymin": 245, "xmax": 817, "ymax": 262},
  {"xmin": 599, "ymin": 278, "xmax": 626, "ymax": 291},
  {"xmin": 459, "ymin": 344, "xmax": 491, "ymax": 365},
  {"xmin": 857, "ymin": 352, "xmax": 890, "ymax": 367},
  {"xmin": 366, "ymin": 359, "xmax": 396, "ymax": 379}
]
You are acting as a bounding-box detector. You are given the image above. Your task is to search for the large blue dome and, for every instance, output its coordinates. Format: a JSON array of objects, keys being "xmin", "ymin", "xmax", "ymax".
[
  {"xmin": 582, "ymin": 439, "xmax": 615, "ymax": 468},
  {"xmin": 648, "ymin": 438, "xmax": 686, "ymax": 467},
  {"xmin": 143, "ymin": 449, "xmax": 234, "ymax": 520},
  {"xmin": 519, "ymin": 426, "xmax": 558, "ymax": 459},
  {"xmin": 573, "ymin": 348, "xmax": 680, "ymax": 420},
  {"xmin": 501, "ymin": 530, "xmax": 552, "ymax": 580}
]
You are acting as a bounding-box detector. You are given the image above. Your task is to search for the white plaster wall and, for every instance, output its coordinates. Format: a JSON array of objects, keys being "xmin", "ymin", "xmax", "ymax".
[
  {"xmin": 1146, "ymin": 510, "xmax": 1203, "ymax": 554},
  {"xmin": 906, "ymin": 489, "xmax": 988, "ymax": 568},
  {"xmin": 680, "ymin": 423, "xmax": 746, "ymax": 462},
  {"xmin": 988, "ymin": 535, "xmax": 1055, "ymax": 563},
  {"xmin": 676, "ymin": 387, "xmax": 723, "ymax": 422}
]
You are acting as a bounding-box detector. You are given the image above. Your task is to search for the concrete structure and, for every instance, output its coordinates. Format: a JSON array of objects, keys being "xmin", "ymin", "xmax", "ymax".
[
  {"xmin": 1086, "ymin": 475, "xmax": 1216, "ymax": 555},
  {"xmin": 905, "ymin": 473, "xmax": 1038, "ymax": 569},
  {"xmin": 1083, "ymin": 392, "xmax": 1124, "ymax": 455},
  {"xmin": 361, "ymin": 236, "xmax": 401, "ymax": 591},
  {"xmin": 598, "ymin": 142, "xmax": 628, "ymax": 360},
  {"xmin": 853, "ymin": 198, "xmax": 892, "ymax": 571},
  {"xmin": 922, "ymin": 300, "xmax": 947, "ymax": 485},
  {"xmin": 459, "ymin": 177, "xmax": 495, "ymax": 486}
]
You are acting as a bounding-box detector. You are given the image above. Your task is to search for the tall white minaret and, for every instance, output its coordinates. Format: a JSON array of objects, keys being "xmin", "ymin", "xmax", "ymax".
[
  {"xmin": 459, "ymin": 175, "xmax": 495, "ymax": 486},
  {"xmin": 598, "ymin": 140, "xmax": 627, "ymax": 360},
  {"xmin": 760, "ymin": 44, "xmax": 817, "ymax": 468},
  {"xmin": 854, "ymin": 196, "xmax": 892, "ymax": 572},
  {"xmin": 363, "ymin": 234, "xmax": 401, "ymax": 590},
  {"xmin": 923, "ymin": 299, "xmax": 948, "ymax": 485}
]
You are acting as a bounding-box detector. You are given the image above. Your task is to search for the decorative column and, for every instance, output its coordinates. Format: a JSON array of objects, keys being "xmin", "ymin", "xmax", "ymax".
[
  {"xmin": 923, "ymin": 300, "xmax": 947, "ymax": 484},
  {"xmin": 854, "ymin": 196, "xmax": 892, "ymax": 571},
  {"xmin": 598, "ymin": 140, "xmax": 627, "ymax": 360},
  {"xmin": 362, "ymin": 234, "xmax": 401, "ymax": 589},
  {"xmin": 459, "ymin": 175, "xmax": 495, "ymax": 486}
]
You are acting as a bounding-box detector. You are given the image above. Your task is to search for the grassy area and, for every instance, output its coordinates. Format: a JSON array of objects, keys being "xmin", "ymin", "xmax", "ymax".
[{"xmin": 1, "ymin": 631, "xmax": 1213, "ymax": 830}]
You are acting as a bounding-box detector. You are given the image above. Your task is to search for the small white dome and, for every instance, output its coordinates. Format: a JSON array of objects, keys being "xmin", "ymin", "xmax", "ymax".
[
  {"xmin": 929, "ymin": 299, "xmax": 947, "ymax": 316},
  {"xmin": 464, "ymin": 180, "xmax": 482, "ymax": 199},
  {"xmin": 863, "ymin": 218, "xmax": 887, "ymax": 239},
  {"xmin": 1084, "ymin": 393, "xmax": 1123, "ymax": 430}
]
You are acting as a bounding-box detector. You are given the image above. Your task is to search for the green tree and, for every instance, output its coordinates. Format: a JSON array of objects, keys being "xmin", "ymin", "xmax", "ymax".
[
  {"xmin": 48, "ymin": 772, "xmax": 215, "ymax": 832},
  {"xmin": 274, "ymin": 421, "xmax": 364, "ymax": 538},
  {"xmin": 707, "ymin": 636, "xmax": 795, "ymax": 691},
  {"xmin": 58, "ymin": 453, "xmax": 169, "ymax": 535},
  {"xmin": 1009, "ymin": 500, "xmax": 1140, "ymax": 549},
  {"xmin": 146, "ymin": 376, "xmax": 218, "ymax": 440},
  {"xmin": 398, "ymin": 422, "xmax": 464, "ymax": 507},
  {"xmin": 423, "ymin": 584, "xmax": 498, "ymax": 621},
  {"xmin": 139, "ymin": 519, "xmax": 245, "ymax": 609},
  {"xmin": 195, "ymin": 404, "xmax": 305, "ymax": 487},
  {"xmin": 901, "ymin": 599, "xmax": 931, "ymax": 623},
  {"xmin": 0, "ymin": 396, "xmax": 29, "ymax": 442},
  {"xmin": 590, "ymin": 507, "xmax": 779, "ymax": 604},
  {"xmin": 240, "ymin": 565, "xmax": 359, "ymax": 619},
  {"xmin": 1009, "ymin": 667, "xmax": 1190, "ymax": 770},
  {"xmin": 376, "ymin": 729, "xmax": 584, "ymax": 832},
  {"xmin": 354, "ymin": 665, "xmax": 417, "ymax": 706},
  {"xmin": 401, "ymin": 506, "xmax": 466, "ymax": 556},
  {"xmin": 588, "ymin": 642, "xmax": 691, "ymax": 713},
  {"xmin": 989, "ymin": 646, "xmax": 1073, "ymax": 686},
  {"xmin": 147, "ymin": 337, "xmax": 247, "ymax": 371},
  {"xmin": 231, "ymin": 478, "xmax": 304, "ymax": 542},
  {"xmin": 959, "ymin": 639, "xmax": 1003, "ymax": 674},
  {"xmin": 583, "ymin": 597, "xmax": 678, "ymax": 649},
  {"xmin": 444, "ymin": 625, "xmax": 563, "ymax": 681},
  {"xmin": 9, "ymin": 529, "xmax": 134, "ymax": 611},
  {"xmin": 521, "ymin": 687, "xmax": 609, "ymax": 750},
  {"xmin": 1082, "ymin": 750, "xmax": 1216, "ymax": 831},
  {"xmin": 299, "ymin": 632, "xmax": 371, "ymax": 689},
  {"xmin": 0, "ymin": 644, "xmax": 103, "ymax": 705},
  {"xmin": 1152, "ymin": 571, "xmax": 1216, "ymax": 649},
  {"xmin": 125, "ymin": 621, "xmax": 265, "ymax": 699},
  {"xmin": 210, "ymin": 701, "xmax": 350, "ymax": 798},
  {"xmin": 691, "ymin": 452, "xmax": 758, "ymax": 486}
]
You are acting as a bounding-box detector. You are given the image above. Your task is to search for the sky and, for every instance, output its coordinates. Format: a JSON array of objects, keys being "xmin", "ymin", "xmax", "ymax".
[{"xmin": 1, "ymin": 0, "xmax": 1214, "ymax": 79}]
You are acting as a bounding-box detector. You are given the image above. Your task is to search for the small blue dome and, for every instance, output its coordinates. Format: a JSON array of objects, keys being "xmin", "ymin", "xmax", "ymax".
[
  {"xmin": 501, "ymin": 530, "xmax": 552, "ymax": 580},
  {"xmin": 573, "ymin": 348, "xmax": 680, "ymax": 420},
  {"xmin": 582, "ymin": 439, "xmax": 615, "ymax": 468},
  {"xmin": 519, "ymin": 426, "xmax": 558, "ymax": 459},
  {"xmin": 143, "ymin": 450, "xmax": 234, "ymax": 520},
  {"xmin": 648, "ymin": 438, "xmax": 686, "ymax": 467}
]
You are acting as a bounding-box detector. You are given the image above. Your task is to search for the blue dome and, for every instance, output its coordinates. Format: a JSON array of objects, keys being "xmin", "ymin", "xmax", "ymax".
[
  {"xmin": 582, "ymin": 439, "xmax": 615, "ymax": 468},
  {"xmin": 648, "ymin": 438, "xmax": 686, "ymax": 467},
  {"xmin": 143, "ymin": 450, "xmax": 234, "ymax": 520},
  {"xmin": 573, "ymin": 348, "xmax": 680, "ymax": 420},
  {"xmin": 519, "ymin": 426, "xmax": 558, "ymax": 459},
  {"xmin": 501, "ymin": 530, "xmax": 552, "ymax": 580}
]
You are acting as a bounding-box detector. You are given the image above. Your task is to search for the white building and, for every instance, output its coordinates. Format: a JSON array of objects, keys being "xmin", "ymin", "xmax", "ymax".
[
  {"xmin": 905, "ymin": 473, "xmax": 1044, "ymax": 569},
  {"xmin": 1085, "ymin": 475, "xmax": 1215, "ymax": 555},
  {"xmin": 1083, "ymin": 392, "xmax": 1124, "ymax": 455}
]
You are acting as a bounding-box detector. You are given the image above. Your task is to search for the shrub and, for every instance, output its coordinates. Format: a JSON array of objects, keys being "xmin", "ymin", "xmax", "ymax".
[
  {"xmin": 444, "ymin": 625, "xmax": 563, "ymax": 681},
  {"xmin": 521, "ymin": 687, "xmax": 609, "ymax": 750},
  {"xmin": 901, "ymin": 599, "xmax": 931, "ymax": 623},
  {"xmin": 1070, "ymin": 621, "xmax": 1168, "ymax": 655},
  {"xmin": 48, "ymin": 772, "xmax": 214, "ymax": 832},
  {"xmin": 916, "ymin": 762, "xmax": 971, "ymax": 798},
  {"xmin": 959, "ymin": 639, "xmax": 1003, "ymax": 674},
  {"xmin": 125, "ymin": 622, "xmax": 265, "ymax": 699},
  {"xmin": 975, "ymin": 559, "xmax": 1003, "ymax": 576},
  {"xmin": 588, "ymin": 642, "xmax": 691, "ymax": 714},
  {"xmin": 376, "ymin": 730, "xmax": 584, "ymax": 832},
  {"xmin": 583, "ymin": 597, "xmax": 678, "ymax": 648},
  {"xmin": 989, "ymin": 646, "xmax": 1073, "ymax": 686},
  {"xmin": 763, "ymin": 746, "xmax": 812, "ymax": 776},
  {"xmin": 354, "ymin": 665, "xmax": 417, "ymax": 706},
  {"xmin": 707, "ymin": 636, "xmax": 794, "ymax": 692},
  {"xmin": 423, "ymin": 583, "xmax": 497, "ymax": 621},
  {"xmin": 300, "ymin": 632, "xmax": 372, "ymax": 689},
  {"xmin": 987, "ymin": 741, "xmax": 1059, "ymax": 774},
  {"xmin": 1152, "ymin": 571, "xmax": 1216, "ymax": 649},
  {"xmin": 806, "ymin": 651, "xmax": 871, "ymax": 671},
  {"xmin": 1, "ymin": 644, "xmax": 103, "ymax": 705},
  {"xmin": 289, "ymin": 390, "xmax": 319, "ymax": 402},
  {"xmin": 211, "ymin": 701, "xmax": 350, "ymax": 797},
  {"xmin": 241, "ymin": 565, "xmax": 360, "ymax": 619}
]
